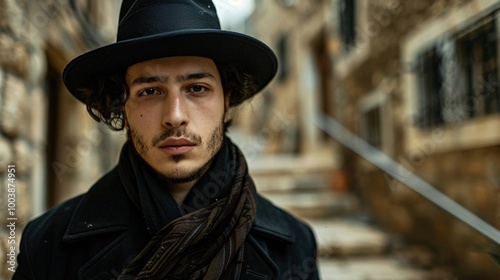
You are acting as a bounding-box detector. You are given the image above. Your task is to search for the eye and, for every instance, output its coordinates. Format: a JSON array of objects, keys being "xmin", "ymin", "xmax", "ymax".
[
  {"xmin": 138, "ymin": 88, "xmax": 161, "ymax": 96},
  {"xmin": 187, "ymin": 85, "xmax": 208, "ymax": 94}
]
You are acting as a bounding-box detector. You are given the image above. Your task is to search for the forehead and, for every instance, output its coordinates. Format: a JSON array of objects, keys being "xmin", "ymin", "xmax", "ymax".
[{"xmin": 126, "ymin": 56, "xmax": 220, "ymax": 80}]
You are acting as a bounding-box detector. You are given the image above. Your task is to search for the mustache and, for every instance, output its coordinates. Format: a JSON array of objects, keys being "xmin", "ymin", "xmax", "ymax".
[{"xmin": 151, "ymin": 128, "xmax": 202, "ymax": 147}]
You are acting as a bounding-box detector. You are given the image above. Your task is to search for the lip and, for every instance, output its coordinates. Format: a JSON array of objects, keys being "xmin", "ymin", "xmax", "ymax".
[{"xmin": 158, "ymin": 138, "xmax": 196, "ymax": 156}]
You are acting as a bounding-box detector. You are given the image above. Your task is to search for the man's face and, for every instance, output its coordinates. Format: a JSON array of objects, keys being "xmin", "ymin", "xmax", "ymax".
[{"xmin": 124, "ymin": 56, "xmax": 226, "ymax": 184}]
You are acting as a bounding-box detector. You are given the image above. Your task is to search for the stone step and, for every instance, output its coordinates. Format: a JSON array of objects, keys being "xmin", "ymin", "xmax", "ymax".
[
  {"xmin": 252, "ymin": 171, "xmax": 332, "ymax": 193},
  {"xmin": 247, "ymin": 153, "xmax": 339, "ymax": 175},
  {"xmin": 248, "ymin": 153, "xmax": 340, "ymax": 193},
  {"xmin": 305, "ymin": 219, "xmax": 390, "ymax": 257},
  {"xmin": 261, "ymin": 191, "xmax": 359, "ymax": 218},
  {"xmin": 318, "ymin": 257, "xmax": 436, "ymax": 280}
]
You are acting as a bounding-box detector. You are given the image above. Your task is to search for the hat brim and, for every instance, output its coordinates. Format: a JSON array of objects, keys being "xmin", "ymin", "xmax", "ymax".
[{"xmin": 62, "ymin": 29, "xmax": 278, "ymax": 104}]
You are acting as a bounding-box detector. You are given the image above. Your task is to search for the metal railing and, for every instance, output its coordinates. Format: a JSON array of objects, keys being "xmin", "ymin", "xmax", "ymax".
[{"xmin": 315, "ymin": 113, "xmax": 500, "ymax": 245}]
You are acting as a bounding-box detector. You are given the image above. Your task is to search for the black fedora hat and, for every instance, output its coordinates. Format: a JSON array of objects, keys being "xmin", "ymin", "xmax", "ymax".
[{"xmin": 62, "ymin": 0, "xmax": 278, "ymax": 104}]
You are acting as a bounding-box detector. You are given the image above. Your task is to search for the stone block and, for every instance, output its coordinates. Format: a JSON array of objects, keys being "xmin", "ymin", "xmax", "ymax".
[
  {"xmin": 0, "ymin": 67, "xmax": 3, "ymax": 101},
  {"xmin": 0, "ymin": 73, "xmax": 28, "ymax": 137},
  {"xmin": 390, "ymin": 181, "xmax": 419, "ymax": 204},
  {"xmin": 13, "ymin": 139, "xmax": 32, "ymax": 176},
  {"xmin": 450, "ymin": 221, "xmax": 475, "ymax": 244},
  {"xmin": 465, "ymin": 159, "xmax": 486, "ymax": 177},
  {"xmin": 0, "ymin": 0, "xmax": 26, "ymax": 39},
  {"xmin": 473, "ymin": 181, "xmax": 495, "ymax": 213},
  {"xmin": 0, "ymin": 174, "xmax": 31, "ymax": 226},
  {"xmin": 390, "ymin": 206, "xmax": 414, "ymax": 235},
  {"xmin": 0, "ymin": 33, "xmax": 30, "ymax": 77},
  {"xmin": 0, "ymin": 173, "xmax": 5, "ymax": 218},
  {"xmin": 0, "ymin": 136, "xmax": 13, "ymax": 169},
  {"xmin": 0, "ymin": 230, "xmax": 14, "ymax": 278},
  {"xmin": 14, "ymin": 178, "xmax": 31, "ymax": 226},
  {"xmin": 28, "ymin": 47, "xmax": 47, "ymax": 84},
  {"xmin": 28, "ymin": 87, "xmax": 47, "ymax": 145}
]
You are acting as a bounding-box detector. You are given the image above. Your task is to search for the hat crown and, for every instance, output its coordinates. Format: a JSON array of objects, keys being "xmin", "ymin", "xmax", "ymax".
[{"xmin": 117, "ymin": 0, "xmax": 220, "ymax": 41}]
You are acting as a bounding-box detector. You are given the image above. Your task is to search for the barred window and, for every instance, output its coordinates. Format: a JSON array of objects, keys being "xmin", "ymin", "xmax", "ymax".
[
  {"xmin": 363, "ymin": 106, "xmax": 382, "ymax": 149},
  {"xmin": 338, "ymin": 0, "xmax": 356, "ymax": 52},
  {"xmin": 458, "ymin": 17, "xmax": 499, "ymax": 117},
  {"xmin": 277, "ymin": 34, "xmax": 289, "ymax": 82},
  {"xmin": 415, "ymin": 48, "xmax": 444, "ymax": 128},
  {"xmin": 415, "ymin": 15, "xmax": 500, "ymax": 129}
]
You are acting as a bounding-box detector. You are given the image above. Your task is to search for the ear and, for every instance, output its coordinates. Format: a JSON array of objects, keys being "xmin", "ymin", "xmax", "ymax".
[
  {"xmin": 223, "ymin": 94, "xmax": 232, "ymax": 123},
  {"xmin": 122, "ymin": 90, "xmax": 130, "ymax": 129},
  {"xmin": 122, "ymin": 106, "xmax": 129, "ymax": 129}
]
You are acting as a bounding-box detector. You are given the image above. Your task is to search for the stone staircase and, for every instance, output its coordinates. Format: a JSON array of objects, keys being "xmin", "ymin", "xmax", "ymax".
[{"xmin": 248, "ymin": 155, "xmax": 451, "ymax": 280}]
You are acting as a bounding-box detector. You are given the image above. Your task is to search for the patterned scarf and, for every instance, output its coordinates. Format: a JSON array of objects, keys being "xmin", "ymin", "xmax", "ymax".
[{"xmin": 117, "ymin": 137, "xmax": 257, "ymax": 279}]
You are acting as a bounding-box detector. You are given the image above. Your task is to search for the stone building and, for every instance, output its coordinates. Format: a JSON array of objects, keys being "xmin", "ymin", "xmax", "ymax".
[
  {"xmin": 247, "ymin": 0, "xmax": 500, "ymax": 278},
  {"xmin": 0, "ymin": 0, "xmax": 122, "ymax": 278}
]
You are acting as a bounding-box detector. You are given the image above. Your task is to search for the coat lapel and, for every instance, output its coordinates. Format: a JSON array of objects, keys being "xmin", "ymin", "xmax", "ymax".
[
  {"xmin": 241, "ymin": 196, "xmax": 296, "ymax": 280},
  {"xmin": 62, "ymin": 168, "xmax": 148, "ymax": 280}
]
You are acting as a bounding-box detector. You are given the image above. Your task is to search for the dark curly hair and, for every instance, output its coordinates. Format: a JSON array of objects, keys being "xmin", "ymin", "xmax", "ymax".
[{"xmin": 77, "ymin": 64, "xmax": 260, "ymax": 131}]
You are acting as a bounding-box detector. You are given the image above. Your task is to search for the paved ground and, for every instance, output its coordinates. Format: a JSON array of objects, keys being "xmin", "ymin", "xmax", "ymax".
[
  {"xmin": 307, "ymin": 219, "xmax": 389, "ymax": 257},
  {"xmin": 318, "ymin": 257, "xmax": 430, "ymax": 280},
  {"xmin": 304, "ymin": 219, "xmax": 446, "ymax": 280}
]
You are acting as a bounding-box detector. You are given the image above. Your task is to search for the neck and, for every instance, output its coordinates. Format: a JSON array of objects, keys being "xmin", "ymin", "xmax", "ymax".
[
  {"xmin": 166, "ymin": 156, "xmax": 216, "ymax": 205},
  {"xmin": 168, "ymin": 181, "xmax": 196, "ymax": 205}
]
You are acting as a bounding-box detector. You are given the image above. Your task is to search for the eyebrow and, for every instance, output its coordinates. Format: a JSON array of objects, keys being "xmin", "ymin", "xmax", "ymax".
[
  {"xmin": 129, "ymin": 72, "xmax": 216, "ymax": 87},
  {"xmin": 130, "ymin": 75, "xmax": 168, "ymax": 86},
  {"xmin": 176, "ymin": 72, "xmax": 216, "ymax": 83}
]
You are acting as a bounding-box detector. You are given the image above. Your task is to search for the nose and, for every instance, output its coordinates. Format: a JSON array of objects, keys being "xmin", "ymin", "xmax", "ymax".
[{"xmin": 161, "ymin": 93, "xmax": 188, "ymax": 128}]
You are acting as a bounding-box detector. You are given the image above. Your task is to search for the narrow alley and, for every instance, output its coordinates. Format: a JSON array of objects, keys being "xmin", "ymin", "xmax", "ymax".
[{"xmin": 249, "ymin": 155, "xmax": 454, "ymax": 280}]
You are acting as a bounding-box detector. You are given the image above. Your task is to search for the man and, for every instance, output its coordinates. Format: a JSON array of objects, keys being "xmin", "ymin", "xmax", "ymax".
[{"xmin": 14, "ymin": 0, "xmax": 318, "ymax": 279}]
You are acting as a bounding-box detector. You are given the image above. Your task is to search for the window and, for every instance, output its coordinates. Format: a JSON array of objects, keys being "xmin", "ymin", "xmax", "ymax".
[
  {"xmin": 403, "ymin": 2, "xmax": 500, "ymax": 153},
  {"xmin": 458, "ymin": 17, "xmax": 499, "ymax": 117},
  {"xmin": 338, "ymin": 0, "xmax": 356, "ymax": 52},
  {"xmin": 359, "ymin": 91, "xmax": 393, "ymax": 155},
  {"xmin": 277, "ymin": 34, "xmax": 289, "ymax": 82},
  {"xmin": 415, "ymin": 47, "xmax": 444, "ymax": 128},
  {"xmin": 415, "ymin": 14, "xmax": 500, "ymax": 129},
  {"xmin": 363, "ymin": 106, "xmax": 382, "ymax": 149}
]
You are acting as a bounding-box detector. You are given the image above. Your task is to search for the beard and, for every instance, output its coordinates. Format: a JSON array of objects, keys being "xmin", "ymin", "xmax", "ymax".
[{"xmin": 128, "ymin": 120, "xmax": 225, "ymax": 185}]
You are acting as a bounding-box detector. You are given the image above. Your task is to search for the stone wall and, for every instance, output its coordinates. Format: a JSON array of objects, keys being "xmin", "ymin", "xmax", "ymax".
[
  {"xmin": 331, "ymin": 0, "xmax": 500, "ymax": 278},
  {"xmin": 357, "ymin": 147, "xmax": 500, "ymax": 278},
  {"xmin": 0, "ymin": 1, "xmax": 47, "ymax": 277},
  {"xmin": 0, "ymin": 0, "xmax": 121, "ymax": 278}
]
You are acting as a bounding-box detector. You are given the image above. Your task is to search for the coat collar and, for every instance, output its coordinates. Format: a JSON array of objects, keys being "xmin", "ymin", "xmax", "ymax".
[
  {"xmin": 63, "ymin": 167, "xmax": 295, "ymax": 244},
  {"xmin": 62, "ymin": 167, "xmax": 139, "ymax": 243},
  {"xmin": 62, "ymin": 167, "xmax": 294, "ymax": 280},
  {"xmin": 252, "ymin": 195, "xmax": 295, "ymax": 243}
]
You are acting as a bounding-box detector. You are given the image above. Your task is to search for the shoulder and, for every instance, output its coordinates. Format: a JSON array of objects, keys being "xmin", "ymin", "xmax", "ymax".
[
  {"xmin": 15, "ymin": 168, "xmax": 126, "ymax": 279},
  {"xmin": 14, "ymin": 194, "xmax": 84, "ymax": 279},
  {"xmin": 254, "ymin": 195, "xmax": 316, "ymax": 250},
  {"xmin": 22, "ymin": 168, "xmax": 120, "ymax": 239},
  {"xmin": 254, "ymin": 195, "xmax": 314, "ymax": 242},
  {"xmin": 18, "ymin": 168, "xmax": 123, "ymax": 258},
  {"xmin": 255, "ymin": 195, "xmax": 315, "ymax": 236},
  {"xmin": 21, "ymin": 194, "xmax": 82, "ymax": 246},
  {"xmin": 252, "ymin": 195, "xmax": 319, "ymax": 279}
]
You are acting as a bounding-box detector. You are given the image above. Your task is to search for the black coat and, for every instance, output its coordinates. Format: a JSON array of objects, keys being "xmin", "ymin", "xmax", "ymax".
[{"xmin": 13, "ymin": 167, "xmax": 319, "ymax": 280}]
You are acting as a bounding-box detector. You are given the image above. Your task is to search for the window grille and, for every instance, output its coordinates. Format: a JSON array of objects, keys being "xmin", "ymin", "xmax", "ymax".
[
  {"xmin": 458, "ymin": 18, "xmax": 499, "ymax": 117},
  {"xmin": 364, "ymin": 106, "xmax": 382, "ymax": 149},
  {"xmin": 339, "ymin": 0, "xmax": 356, "ymax": 52},
  {"xmin": 415, "ymin": 14, "xmax": 500, "ymax": 129},
  {"xmin": 415, "ymin": 48, "xmax": 444, "ymax": 128}
]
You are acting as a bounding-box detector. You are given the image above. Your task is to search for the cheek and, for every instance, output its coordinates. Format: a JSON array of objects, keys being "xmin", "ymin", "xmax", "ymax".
[
  {"xmin": 129, "ymin": 127, "xmax": 150, "ymax": 156},
  {"xmin": 125, "ymin": 102, "xmax": 154, "ymax": 126}
]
